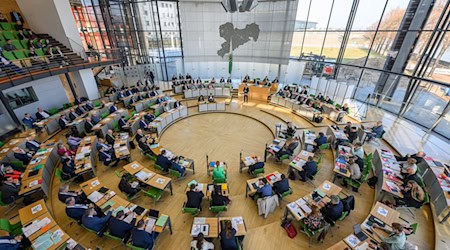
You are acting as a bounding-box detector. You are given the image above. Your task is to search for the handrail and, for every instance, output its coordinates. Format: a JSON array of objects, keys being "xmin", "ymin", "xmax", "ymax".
[{"xmin": 66, "ymin": 36, "xmax": 87, "ymax": 60}]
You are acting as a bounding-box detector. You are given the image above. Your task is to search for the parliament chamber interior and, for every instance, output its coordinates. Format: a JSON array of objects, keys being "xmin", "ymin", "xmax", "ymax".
[{"xmin": 0, "ymin": 0, "xmax": 449, "ymax": 249}]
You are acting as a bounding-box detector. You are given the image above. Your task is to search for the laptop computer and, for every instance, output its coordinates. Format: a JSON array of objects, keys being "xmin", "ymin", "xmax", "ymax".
[{"xmin": 353, "ymin": 224, "xmax": 368, "ymax": 241}]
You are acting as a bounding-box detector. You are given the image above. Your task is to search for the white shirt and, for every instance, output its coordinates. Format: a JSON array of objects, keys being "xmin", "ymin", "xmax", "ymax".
[
  {"xmin": 190, "ymin": 240, "xmax": 214, "ymax": 250},
  {"xmin": 0, "ymin": 56, "xmax": 11, "ymax": 65}
]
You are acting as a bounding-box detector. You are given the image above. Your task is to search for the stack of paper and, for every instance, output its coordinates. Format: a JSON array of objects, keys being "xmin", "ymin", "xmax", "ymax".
[
  {"xmin": 145, "ymin": 218, "xmax": 156, "ymax": 233},
  {"xmin": 135, "ymin": 170, "xmax": 153, "ymax": 180},
  {"xmin": 191, "ymin": 224, "xmax": 209, "ymax": 236},
  {"xmin": 31, "ymin": 204, "xmax": 42, "ymax": 214},
  {"xmin": 87, "ymin": 191, "xmax": 104, "ymax": 203}
]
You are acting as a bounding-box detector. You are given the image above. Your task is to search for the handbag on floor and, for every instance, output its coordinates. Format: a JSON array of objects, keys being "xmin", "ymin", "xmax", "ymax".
[{"xmin": 281, "ymin": 219, "xmax": 297, "ymax": 238}]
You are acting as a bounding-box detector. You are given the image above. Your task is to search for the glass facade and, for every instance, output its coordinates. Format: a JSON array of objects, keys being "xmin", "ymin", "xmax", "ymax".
[{"xmin": 69, "ymin": 0, "xmax": 450, "ymax": 139}]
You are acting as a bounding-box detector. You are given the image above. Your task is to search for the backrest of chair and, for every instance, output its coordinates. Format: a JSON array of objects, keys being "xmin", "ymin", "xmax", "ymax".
[
  {"xmin": 169, "ymin": 169, "xmax": 180, "ymax": 178},
  {"xmin": 2, "ymin": 51, "xmax": 16, "ymax": 61},
  {"xmin": 35, "ymin": 48, "xmax": 44, "ymax": 56},
  {"xmin": 13, "ymin": 50, "xmax": 25, "ymax": 59},
  {"xmin": 20, "ymin": 39, "xmax": 28, "ymax": 48},
  {"xmin": 2, "ymin": 31, "xmax": 15, "ymax": 40},
  {"xmin": 55, "ymin": 168, "xmax": 62, "ymax": 179},
  {"xmin": 11, "ymin": 40, "xmax": 22, "ymax": 49},
  {"xmin": 0, "ymin": 218, "xmax": 11, "ymax": 231}
]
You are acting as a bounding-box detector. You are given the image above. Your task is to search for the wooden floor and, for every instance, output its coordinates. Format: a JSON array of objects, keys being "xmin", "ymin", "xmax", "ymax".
[{"xmin": 1, "ymin": 97, "xmax": 437, "ymax": 250}]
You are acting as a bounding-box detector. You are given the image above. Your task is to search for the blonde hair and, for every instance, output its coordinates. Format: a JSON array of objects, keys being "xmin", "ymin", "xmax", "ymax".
[{"xmin": 409, "ymin": 181, "xmax": 425, "ymax": 202}]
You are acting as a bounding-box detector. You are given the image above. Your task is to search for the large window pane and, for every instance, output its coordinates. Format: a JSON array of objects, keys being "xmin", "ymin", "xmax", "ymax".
[
  {"xmin": 352, "ymin": 0, "xmax": 387, "ymax": 30},
  {"xmin": 327, "ymin": 0, "xmax": 353, "ymax": 30},
  {"xmin": 434, "ymin": 109, "xmax": 450, "ymax": 139},
  {"xmin": 379, "ymin": 0, "xmax": 408, "ymax": 31},
  {"xmin": 353, "ymin": 69, "xmax": 379, "ymax": 105},
  {"xmin": 366, "ymin": 31, "xmax": 398, "ymax": 69},
  {"xmin": 342, "ymin": 32, "xmax": 374, "ymax": 65},
  {"xmin": 378, "ymin": 75, "xmax": 408, "ymax": 114}
]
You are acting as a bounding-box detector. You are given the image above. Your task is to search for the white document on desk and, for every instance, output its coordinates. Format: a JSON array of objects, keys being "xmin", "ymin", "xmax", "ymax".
[
  {"xmin": 193, "ymin": 217, "xmax": 206, "ymax": 224},
  {"xmin": 87, "ymin": 191, "xmax": 104, "ymax": 203},
  {"xmin": 377, "ymin": 206, "xmax": 389, "ymax": 217},
  {"xmin": 145, "ymin": 218, "xmax": 156, "ymax": 233}
]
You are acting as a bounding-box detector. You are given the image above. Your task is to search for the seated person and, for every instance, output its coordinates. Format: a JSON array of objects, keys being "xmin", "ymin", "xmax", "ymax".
[
  {"xmin": 1, "ymin": 177, "xmax": 20, "ymax": 204},
  {"xmin": 395, "ymin": 151, "xmax": 426, "ymax": 164},
  {"xmin": 65, "ymin": 197, "xmax": 89, "ymax": 221},
  {"xmin": 131, "ymin": 220, "xmax": 157, "ymax": 249},
  {"xmin": 12, "ymin": 147, "xmax": 32, "ymax": 165},
  {"xmin": 403, "ymin": 167, "xmax": 420, "ymax": 185},
  {"xmin": 66, "ymin": 134, "xmax": 82, "ymax": 150},
  {"xmin": 395, "ymin": 180, "xmax": 425, "ymax": 208},
  {"xmin": 316, "ymin": 92, "xmax": 325, "ymax": 101},
  {"xmin": 144, "ymin": 113, "xmax": 155, "ymax": 123},
  {"xmin": 212, "ymin": 161, "xmax": 226, "ymax": 180},
  {"xmin": 344, "ymin": 122, "xmax": 352, "ymax": 135},
  {"xmin": 350, "ymin": 143, "xmax": 364, "ymax": 159},
  {"xmin": 75, "ymin": 105, "xmax": 87, "ymax": 115},
  {"xmin": 35, "ymin": 108, "xmax": 51, "ymax": 121},
  {"xmin": 57, "ymin": 142, "xmax": 74, "ymax": 158},
  {"xmin": 109, "ymin": 103, "xmax": 119, "ymax": 113},
  {"xmin": 198, "ymin": 95, "xmax": 205, "ymax": 102},
  {"xmin": 84, "ymin": 117, "xmax": 95, "ymax": 134},
  {"xmin": 156, "ymin": 150, "xmax": 171, "ymax": 172},
  {"xmin": 82, "ymin": 207, "xmax": 113, "ymax": 236},
  {"xmin": 59, "ymin": 114, "xmax": 70, "ymax": 129},
  {"xmin": 58, "ymin": 185, "xmax": 87, "ymax": 204},
  {"xmin": 283, "ymin": 121, "xmax": 296, "ymax": 138},
  {"xmin": 304, "ymin": 205, "xmax": 325, "ymax": 231},
  {"xmin": 105, "ymin": 129, "xmax": 116, "ymax": 145},
  {"xmin": 272, "ymin": 174, "xmax": 290, "ymax": 195},
  {"xmin": 171, "ymin": 157, "xmax": 186, "ymax": 176},
  {"xmin": 119, "ymin": 174, "xmax": 141, "ymax": 197},
  {"xmin": 97, "ymin": 138, "xmax": 112, "ymax": 152},
  {"xmin": 248, "ymin": 157, "xmax": 264, "ymax": 174},
  {"xmin": 174, "ymin": 101, "xmax": 183, "ymax": 109},
  {"xmin": 324, "ymin": 96, "xmax": 333, "ymax": 104},
  {"xmin": 342, "ymin": 158, "xmax": 361, "ymax": 186},
  {"xmin": 401, "ymin": 158, "xmax": 418, "ymax": 174},
  {"xmin": 118, "ymin": 116, "xmax": 128, "ymax": 132},
  {"xmin": 22, "ymin": 113, "xmax": 38, "ymax": 130},
  {"xmin": 61, "ymin": 157, "xmax": 76, "ymax": 180},
  {"xmin": 207, "ymin": 94, "xmax": 215, "ymax": 102},
  {"xmin": 186, "ymin": 183, "xmax": 204, "ymax": 209},
  {"xmin": 371, "ymin": 223, "xmax": 406, "ymax": 250},
  {"xmin": 25, "ymin": 136, "xmax": 40, "ymax": 153},
  {"xmin": 313, "ymin": 132, "xmax": 327, "ymax": 152},
  {"xmin": 191, "ymin": 232, "xmax": 214, "ymax": 250},
  {"xmin": 99, "ymin": 146, "xmax": 119, "ymax": 167},
  {"xmin": 135, "ymin": 129, "xmax": 145, "ymax": 143},
  {"xmin": 68, "ymin": 108, "xmax": 79, "ymax": 121},
  {"xmin": 220, "ymin": 220, "xmax": 238, "ymax": 250},
  {"xmin": 366, "ymin": 121, "xmax": 384, "ymax": 141},
  {"xmin": 321, "ymin": 195, "xmax": 343, "ymax": 223},
  {"xmin": 298, "ymin": 156, "xmax": 317, "ymax": 182},
  {"xmin": 0, "ymin": 164, "xmax": 23, "ymax": 180},
  {"xmin": 211, "ymin": 188, "xmax": 231, "ymax": 206},
  {"xmin": 139, "ymin": 117, "xmax": 151, "ymax": 131},
  {"xmin": 0, "ymin": 235, "xmax": 24, "ymax": 250},
  {"xmin": 254, "ymin": 178, "xmax": 273, "ymax": 199},
  {"xmin": 340, "ymin": 103, "xmax": 349, "ymax": 113},
  {"xmin": 138, "ymin": 137, "xmax": 151, "ymax": 155},
  {"xmin": 275, "ymin": 137, "xmax": 299, "ymax": 161},
  {"xmin": 108, "ymin": 210, "xmax": 136, "ymax": 240}
]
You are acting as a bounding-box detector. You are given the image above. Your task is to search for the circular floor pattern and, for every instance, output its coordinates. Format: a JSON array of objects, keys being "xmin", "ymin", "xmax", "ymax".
[{"xmin": 159, "ymin": 113, "xmax": 273, "ymax": 170}]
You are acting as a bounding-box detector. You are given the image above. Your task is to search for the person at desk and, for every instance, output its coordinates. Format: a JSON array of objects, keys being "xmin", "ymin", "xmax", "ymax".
[
  {"xmin": 316, "ymin": 92, "xmax": 325, "ymax": 101},
  {"xmin": 191, "ymin": 232, "xmax": 214, "ymax": 250},
  {"xmin": 254, "ymin": 178, "xmax": 273, "ymax": 199},
  {"xmin": 313, "ymin": 132, "xmax": 327, "ymax": 152},
  {"xmin": 68, "ymin": 108, "xmax": 79, "ymax": 121},
  {"xmin": 227, "ymin": 77, "xmax": 232, "ymax": 83},
  {"xmin": 75, "ymin": 105, "xmax": 87, "ymax": 116},
  {"xmin": 105, "ymin": 129, "xmax": 116, "ymax": 145},
  {"xmin": 298, "ymin": 156, "xmax": 317, "ymax": 182},
  {"xmin": 156, "ymin": 150, "xmax": 172, "ymax": 173},
  {"xmin": 66, "ymin": 133, "xmax": 82, "ymax": 150},
  {"xmin": 108, "ymin": 210, "xmax": 137, "ymax": 241},
  {"xmin": 119, "ymin": 116, "xmax": 128, "ymax": 132},
  {"xmin": 186, "ymin": 183, "xmax": 204, "ymax": 210},
  {"xmin": 316, "ymin": 102, "xmax": 324, "ymax": 114},
  {"xmin": 0, "ymin": 164, "xmax": 23, "ymax": 180},
  {"xmin": 12, "ymin": 147, "xmax": 32, "ymax": 165},
  {"xmin": 211, "ymin": 187, "xmax": 231, "ymax": 206},
  {"xmin": 273, "ymin": 174, "xmax": 290, "ymax": 195},
  {"xmin": 109, "ymin": 103, "xmax": 119, "ymax": 114},
  {"xmin": 403, "ymin": 168, "xmax": 421, "ymax": 186},
  {"xmin": 220, "ymin": 220, "xmax": 238, "ymax": 250},
  {"xmin": 65, "ymin": 197, "xmax": 89, "ymax": 221},
  {"xmin": 25, "ymin": 136, "xmax": 40, "ymax": 153},
  {"xmin": 344, "ymin": 124, "xmax": 358, "ymax": 143},
  {"xmin": 342, "ymin": 158, "xmax": 361, "ymax": 187},
  {"xmin": 321, "ymin": 195, "xmax": 344, "ymax": 223},
  {"xmin": 61, "ymin": 157, "xmax": 77, "ymax": 180},
  {"xmin": 139, "ymin": 117, "xmax": 151, "ymax": 131},
  {"xmin": 82, "ymin": 207, "xmax": 113, "ymax": 236},
  {"xmin": 57, "ymin": 142, "xmax": 74, "ymax": 159},
  {"xmin": 219, "ymin": 76, "xmax": 225, "ymax": 83},
  {"xmin": 138, "ymin": 137, "xmax": 152, "ymax": 155},
  {"xmin": 171, "ymin": 156, "xmax": 186, "ymax": 176},
  {"xmin": 240, "ymin": 84, "xmax": 250, "ymax": 103},
  {"xmin": 299, "ymin": 85, "xmax": 308, "ymax": 95},
  {"xmin": 395, "ymin": 180, "xmax": 424, "ymax": 208},
  {"xmin": 371, "ymin": 223, "xmax": 406, "ymax": 250},
  {"xmin": 149, "ymin": 90, "xmax": 158, "ymax": 97},
  {"xmin": 135, "ymin": 129, "xmax": 145, "ymax": 143},
  {"xmin": 275, "ymin": 137, "xmax": 300, "ymax": 161},
  {"xmin": 400, "ymin": 158, "xmax": 418, "ymax": 174},
  {"xmin": 1, "ymin": 177, "xmax": 20, "ymax": 205},
  {"xmin": 324, "ymin": 96, "xmax": 333, "ymax": 104},
  {"xmin": 350, "ymin": 143, "xmax": 364, "ymax": 159},
  {"xmin": 35, "ymin": 108, "xmax": 50, "ymax": 121},
  {"xmin": 248, "ymin": 157, "xmax": 264, "ymax": 174},
  {"xmin": 58, "ymin": 184, "xmax": 87, "ymax": 204},
  {"xmin": 212, "ymin": 161, "xmax": 226, "ymax": 180},
  {"xmin": 84, "ymin": 117, "xmax": 95, "ymax": 134},
  {"xmin": 0, "ymin": 235, "xmax": 24, "ymax": 250},
  {"xmin": 340, "ymin": 103, "xmax": 349, "ymax": 113},
  {"xmin": 131, "ymin": 220, "xmax": 157, "ymax": 249},
  {"xmin": 243, "ymin": 74, "xmax": 250, "ymax": 83},
  {"xmin": 22, "ymin": 113, "xmax": 37, "ymax": 130},
  {"xmin": 304, "ymin": 205, "xmax": 326, "ymax": 241},
  {"xmin": 366, "ymin": 121, "xmax": 384, "ymax": 142},
  {"xmin": 208, "ymin": 93, "xmax": 215, "ymax": 103},
  {"xmin": 395, "ymin": 151, "xmax": 426, "ymax": 165},
  {"xmin": 99, "ymin": 146, "xmax": 119, "ymax": 167},
  {"xmin": 58, "ymin": 114, "xmax": 70, "ymax": 129},
  {"xmin": 119, "ymin": 174, "xmax": 140, "ymax": 197},
  {"xmin": 174, "ymin": 101, "xmax": 183, "ymax": 109}
]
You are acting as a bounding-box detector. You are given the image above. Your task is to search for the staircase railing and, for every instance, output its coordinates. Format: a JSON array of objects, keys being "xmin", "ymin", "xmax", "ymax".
[{"xmin": 65, "ymin": 36, "xmax": 88, "ymax": 60}]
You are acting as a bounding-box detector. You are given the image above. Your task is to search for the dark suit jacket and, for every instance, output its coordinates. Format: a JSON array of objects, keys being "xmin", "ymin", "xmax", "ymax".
[
  {"xmin": 1, "ymin": 183, "xmax": 20, "ymax": 203},
  {"xmin": 138, "ymin": 141, "xmax": 151, "ymax": 154},
  {"xmin": 106, "ymin": 134, "xmax": 115, "ymax": 145},
  {"xmin": 66, "ymin": 205, "xmax": 88, "ymax": 221},
  {"xmin": 323, "ymin": 202, "xmax": 344, "ymax": 222},
  {"xmin": 26, "ymin": 140, "xmax": 41, "ymax": 152},
  {"xmin": 69, "ymin": 112, "xmax": 78, "ymax": 121},
  {"xmin": 85, "ymin": 121, "xmax": 94, "ymax": 133},
  {"xmin": 156, "ymin": 155, "xmax": 171, "ymax": 171},
  {"xmin": 58, "ymin": 191, "xmax": 81, "ymax": 203},
  {"xmin": 110, "ymin": 105, "xmax": 118, "ymax": 114},
  {"xmin": 303, "ymin": 161, "xmax": 318, "ymax": 176},
  {"xmin": 139, "ymin": 120, "xmax": 148, "ymax": 129},
  {"xmin": 14, "ymin": 152, "xmax": 32, "ymax": 165},
  {"xmin": 314, "ymin": 136, "xmax": 327, "ymax": 147},
  {"xmin": 35, "ymin": 111, "xmax": 50, "ymax": 121},
  {"xmin": 119, "ymin": 119, "xmax": 127, "ymax": 130},
  {"xmin": 85, "ymin": 103, "xmax": 94, "ymax": 111},
  {"xmin": 135, "ymin": 133, "xmax": 144, "ymax": 143},
  {"xmin": 273, "ymin": 178, "xmax": 290, "ymax": 194},
  {"xmin": 131, "ymin": 228, "xmax": 154, "ymax": 249},
  {"xmin": 109, "ymin": 217, "xmax": 136, "ymax": 238},
  {"xmin": 75, "ymin": 107, "xmax": 85, "ymax": 115},
  {"xmin": 186, "ymin": 190, "xmax": 204, "ymax": 209},
  {"xmin": 59, "ymin": 118, "xmax": 69, "ymax": 129},
  {"xmin": 82, "ymin": 211, "xmax": 112, "ymax": 232}
]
